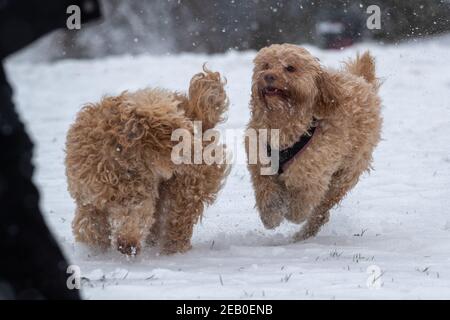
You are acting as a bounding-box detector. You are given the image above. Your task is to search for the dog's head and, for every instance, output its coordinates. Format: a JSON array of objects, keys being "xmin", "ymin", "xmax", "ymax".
[{"xmin": 251, "ymin": 44, "xmax": 340, "ymax": 120}]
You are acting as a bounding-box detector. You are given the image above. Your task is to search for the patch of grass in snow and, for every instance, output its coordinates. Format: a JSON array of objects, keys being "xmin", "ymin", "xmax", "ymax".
[
  {"xmin": 329, "ymin": 249, "xmax": 343, "ymax": 259},
  {"xmin": 281, "ymin": 273, "xmax": 293, "ymax": 283},
  {"xmin": 353, "ymin": 228, "xmax": 368, "ymax": 237},
  {"xmin": 416, "ymin": 266, "xmax": 440, "ymax": 278}
]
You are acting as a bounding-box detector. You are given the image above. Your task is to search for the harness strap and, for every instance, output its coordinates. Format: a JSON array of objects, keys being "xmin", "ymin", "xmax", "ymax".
[{"xmin": 267, "ymin": 117, "xmax": 319, "ymax": 174}]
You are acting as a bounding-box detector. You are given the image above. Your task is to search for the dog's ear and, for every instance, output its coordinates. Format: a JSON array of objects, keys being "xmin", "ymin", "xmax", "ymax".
[
  {"xmin": 315, "ymin": 69, "xmax": 341, "ymax": 118},
  {"xmin": 118, "ymin": 99, "xmax": 192, "ymax": 153}
]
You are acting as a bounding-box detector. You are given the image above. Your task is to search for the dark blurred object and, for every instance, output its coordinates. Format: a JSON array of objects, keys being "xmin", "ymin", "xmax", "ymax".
[
  {"xmin": 174, "ymin": 0, "xmax": 450, "ymax": 52},
  {"xmin": 315, "ymin": 3, "xmax": 364, "ymax": 49},
  {"xmin": 0, "ymin": 0, "xmax": 101, "ymax": 59},
  {"xmin": 17, "ymin": 0, "xmax": 450, "ymax": 60},
  {"xmin": 0, "ymin": 0, "xmax": 100, "ymax": 300}
]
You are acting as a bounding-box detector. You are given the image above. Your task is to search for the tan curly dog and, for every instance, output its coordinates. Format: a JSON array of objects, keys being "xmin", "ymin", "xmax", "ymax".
[
  {"xmin": 246, "ymin": 44, "xmax": 382, "ymax": 241},
  {"xmin": 66, "ymin": 67, "xmax": 229, "ymax": 256}
]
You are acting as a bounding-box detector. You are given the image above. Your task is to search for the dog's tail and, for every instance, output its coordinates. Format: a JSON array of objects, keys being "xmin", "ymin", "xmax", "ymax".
[
  {"xmin": 345, "ymin": 51, "xmax": 380, "ymax": 89},
  {"xmin": 186, "ymin": 65, "xmax": 229, "ymax": 131}
]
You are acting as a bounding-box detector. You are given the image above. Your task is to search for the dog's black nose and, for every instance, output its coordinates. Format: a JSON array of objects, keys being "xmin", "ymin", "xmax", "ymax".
[{"xmin": 264, "ymin": 73, "xmax": 276, "ymax": 83}]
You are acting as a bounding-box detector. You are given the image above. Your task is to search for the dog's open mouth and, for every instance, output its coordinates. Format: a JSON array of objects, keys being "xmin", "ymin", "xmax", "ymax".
[{"xmin": 262, "ymin": 86, "xmax": 287, "ymax": 98}]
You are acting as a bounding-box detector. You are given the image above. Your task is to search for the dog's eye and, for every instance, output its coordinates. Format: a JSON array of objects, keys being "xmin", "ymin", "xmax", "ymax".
[
  {"xmin": 285, "ymin": 65, "xmax": 296, "ymax": 72},
  {"xmin": 263, "ymin": 63, "xmax": 270, "ymax": 70}
]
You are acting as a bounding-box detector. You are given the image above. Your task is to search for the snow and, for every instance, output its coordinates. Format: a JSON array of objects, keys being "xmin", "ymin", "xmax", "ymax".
[{"xmin": 5, "ymin": 36, "xmax": 450, "ymax": 299}]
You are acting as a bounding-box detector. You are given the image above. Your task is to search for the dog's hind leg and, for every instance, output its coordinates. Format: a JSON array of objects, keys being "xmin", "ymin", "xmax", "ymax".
[
  {"xmin": 72, "ymin": 203, "xmax": 111, "ymax": 249},
  {"xmin": 294, "ymin": 160, "xmax": 368, "ymax": 241},
  {"xmin": 158, "ymin": 163, "xmax": 228, "ymax": 255}
]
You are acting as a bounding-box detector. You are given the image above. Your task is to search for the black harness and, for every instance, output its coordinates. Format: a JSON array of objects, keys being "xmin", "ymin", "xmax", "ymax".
[{"xmin": 267, "ymin": 118, "xmax": 319, "ymax": 175}]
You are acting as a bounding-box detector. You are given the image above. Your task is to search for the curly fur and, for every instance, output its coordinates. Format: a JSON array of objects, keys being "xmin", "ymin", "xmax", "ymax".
[
  {"xmin": 66, "ymin": 67, "xmax": 229, "ymax": 256},
  {"xmin": 246, "ymin": 44, "xmax": 382, "ymax": 240}
]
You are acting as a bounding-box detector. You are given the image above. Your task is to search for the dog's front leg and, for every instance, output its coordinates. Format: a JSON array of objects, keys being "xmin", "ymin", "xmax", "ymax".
[
  {"xmin": 108, "ymin": 198, "xmax": 156, "ymax": 256},
  {"xmin": 258, "ymin": 183, "xmax": 289, "ymax": 229},
  {"xmin": 281, "ymin": 167, "xmax": 331, "ymax": 225},
  {"xmin": 72, "ymin": 203, "xmax": 111, "ymax": 249},
  {"xmin": 248, "ymin": 163, "xmax": 288, "ymax": 229}
]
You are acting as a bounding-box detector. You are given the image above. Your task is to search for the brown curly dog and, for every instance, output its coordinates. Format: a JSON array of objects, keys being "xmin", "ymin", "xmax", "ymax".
[
  {"xmin": 246, "ymin": 44, "xmax": 382, "ymax": 241},
  {"xmin": 66, "ymin": 67, "xmax": 229, "ymax": 256}
]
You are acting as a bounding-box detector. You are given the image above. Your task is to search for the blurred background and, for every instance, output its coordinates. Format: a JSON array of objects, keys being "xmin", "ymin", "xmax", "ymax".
[{"xmin": 13, "ymin": 0, "xmax": 450, "ymax": 61}]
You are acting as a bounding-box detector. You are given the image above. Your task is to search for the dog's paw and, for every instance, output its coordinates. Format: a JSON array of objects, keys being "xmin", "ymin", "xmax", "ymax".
[
  {"xmin": 259, "ymin": 193, "xmax": 288, "ymax": 229},
  {"xmin": 293, "ymin": 211, "xmax": 329, "ymax": 242},
  {"xmin": 293, "ymin": 226, "xmax": 317, "ymax": 242},
  {"xmin": 161, "ymin": 240, "xmax": 192, "ymax": 255},
  {"xmin": 260, "ymin": 211, "xmax": 283, "ymax": 230},
  {"xmin": 117, "ymin": 236, "xmax": 141, "ymax": 256},
  {"xmin": 282, "ymin": 190, "xmax": 315, "ymax": 224}
]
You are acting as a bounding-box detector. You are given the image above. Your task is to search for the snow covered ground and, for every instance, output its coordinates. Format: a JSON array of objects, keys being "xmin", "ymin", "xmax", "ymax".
[{"xmin": 6, "ymin": 36, "xmax": 450, "ymax": 299}]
